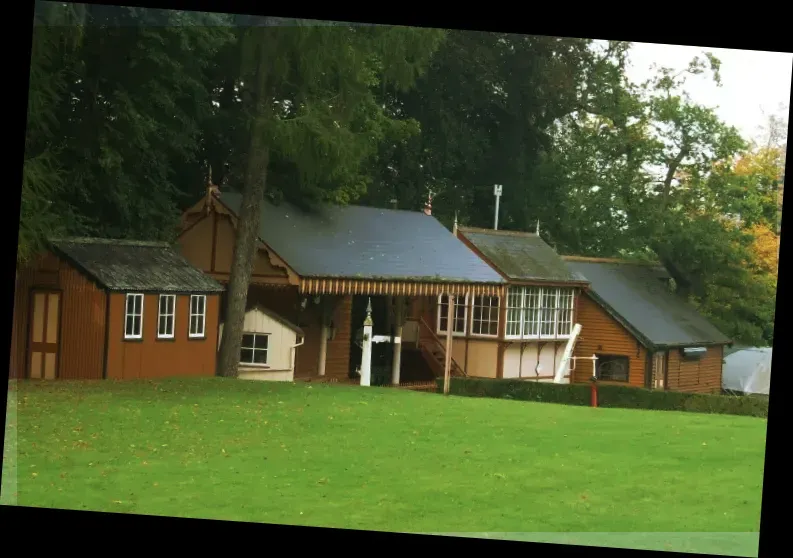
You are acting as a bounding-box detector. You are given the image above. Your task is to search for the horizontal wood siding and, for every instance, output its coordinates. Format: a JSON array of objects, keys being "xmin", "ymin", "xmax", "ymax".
[
  {"xmin": 666, "ymin": 345, "xmax": 724, "ymax": 394},
  {"xmin": 247, "ymin": 287, "xmax": 313, "ymax": 378},
  {"xmin": 245, "ymin": 287, "xmax": 351, "ymax": 379},
  {"xmin": 106, "ymin": 293, "xmax": 219, "ymax": 379},
  {"xmin": 572, "ymin": 293, "xmax": 646, "ymax": 387},
  {"xmin": 57, "ymin": 264, "xmax": 107, "ymax": 379},
  {"xmin": 324, "ymin": 295, "xmax": 352, "ymax": 379}
]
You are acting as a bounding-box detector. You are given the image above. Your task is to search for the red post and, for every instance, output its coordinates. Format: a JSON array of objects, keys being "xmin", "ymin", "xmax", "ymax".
[{"xmin": 590, "ymin": 376, "xmax": 598, "ymax": 408}]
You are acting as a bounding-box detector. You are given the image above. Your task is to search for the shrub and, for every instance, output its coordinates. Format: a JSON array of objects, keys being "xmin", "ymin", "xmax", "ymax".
[{"xmin": 436, "ymin": 377, "xmax": 768, "ymax": 418}]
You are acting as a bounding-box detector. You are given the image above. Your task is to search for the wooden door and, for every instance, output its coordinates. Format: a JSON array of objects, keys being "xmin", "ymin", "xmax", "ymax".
[
  {"xmin": 652, "ymin": 351, "xmax": 666, "ymax": 390},
  {"xmin": 27, "ymin": 290, "xmax": 61, "ymax": 379}
]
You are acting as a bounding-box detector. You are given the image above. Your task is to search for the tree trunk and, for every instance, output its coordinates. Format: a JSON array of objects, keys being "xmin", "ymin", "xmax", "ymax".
[{"xmin": 216, "ymin": 36, "xmax": 271, "ymax": 378}]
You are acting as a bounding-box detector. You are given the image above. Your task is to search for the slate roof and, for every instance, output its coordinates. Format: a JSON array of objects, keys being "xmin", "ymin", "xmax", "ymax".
[
  {"xmin": 216, "ymin": 191, "xmax": 505, "ymax": 285},
  {"xmin": 50, "ymin": 238, "xmax": 225, "ymax": 293},
  {"xmin": 564, "ymin": 259, "xmax": 732, "ymax": 349},
  {"xmin": 457, "ymin": 227, "xmax": 588, "ymax": 283}
]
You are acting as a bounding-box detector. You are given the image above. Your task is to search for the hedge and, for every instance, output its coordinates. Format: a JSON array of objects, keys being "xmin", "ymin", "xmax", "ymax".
[{"xmin": 436, "ymin": 377, "xmax": 768, "ymax": 418}]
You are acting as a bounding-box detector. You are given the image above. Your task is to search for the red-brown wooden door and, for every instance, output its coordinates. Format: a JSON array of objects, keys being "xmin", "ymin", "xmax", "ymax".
[{"xmin": 27, "ymin": 290, "xmax": 61, "ymax": 379}]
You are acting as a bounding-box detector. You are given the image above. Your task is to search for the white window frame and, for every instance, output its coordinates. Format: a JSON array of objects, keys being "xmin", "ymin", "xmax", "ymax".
[
  {"xmin": 189, "ymin": 294, "xmax": 207, "ymax": 338},
  {"xmin": 157, "ymin": 294, "xmax": 176, "ymax": 339},
  {"xmin": 556, "ymin": 289, "xmax": 574, "ymax": 337},
  {"xmin": 470, "ymin": 295, "xmax": 500, "ymax": 337},
  {"xmin": 124, "ymin": 293, "xmax": 144, "ymax": 340},
  {"xmin": 539, "ymin": 288, "xmax": 558, "ymax": 339},
  {"xmin": 504, "ymin": 286, "xmax": 575, "ymax": 341},
  {"xmin": 505, "ymin": 287, "xmax": 524, "ymax": 339},
  {"xmin": 523, "ymin": 286, "xmax": 541, "ymax": 338},
  {"xmin": 436, "ymin": 293, "xmax": 469, "ymax": 337},
  {"xmin": 240, "ymin": 332, "xmax": 270, "ymax": 367}
]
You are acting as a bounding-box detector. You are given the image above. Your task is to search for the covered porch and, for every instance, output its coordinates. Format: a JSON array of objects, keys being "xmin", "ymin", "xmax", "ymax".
[{"xmin": 297, "ymin": 276, "xmax": 505, "ymax": 388}]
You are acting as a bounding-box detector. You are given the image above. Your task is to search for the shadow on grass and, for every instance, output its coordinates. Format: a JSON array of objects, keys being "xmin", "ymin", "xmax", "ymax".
[{"xmin": 428, "ymin": 532, "xmax": 759, "ymax": 556}]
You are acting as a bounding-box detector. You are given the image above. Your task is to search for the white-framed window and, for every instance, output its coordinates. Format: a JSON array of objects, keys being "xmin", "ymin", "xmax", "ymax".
[
  {"xmin": 471, "ymin": 295, "xmax": 500, "ymax": 336},
  {"xmin": 505, "ymin": 286, "xmax": 575, "ymax": 340},
  {"xmin": 540, "ymin": 289, "xmax": 556, "ymax": 337},
  {"xmin": 437, "ymin": 293, "xmax": 468, "ymax": 336},
  {"xmin": 240, "ymin": 332, "xmax": 269, "ymax": 366},
  {"xmin": 157, "ymin": 294, "xmax": 176, "ymax": 339},
  {"xmin": 124, "ymin": 293, "xmax": 144, "ymax": 340},
  {"xmin": 189, "ymin": 294, "xmax": 206, "ymax": 338},
  {"xmin": 556, "ymin": 289, "xmax": 574, "ymax": 337},
  {"xmin": 505, "ymin": 287, "xmax": 523, "ymax": 337},
  {"xmin": 523, "ymin": 287, "xmax": 541, "ymax": 338}
]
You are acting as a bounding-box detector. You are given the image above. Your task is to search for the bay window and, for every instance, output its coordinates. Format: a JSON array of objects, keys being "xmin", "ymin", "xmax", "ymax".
[{"xmin": 505, "ymin": 286, "xmax": 575, "ymax": 339}]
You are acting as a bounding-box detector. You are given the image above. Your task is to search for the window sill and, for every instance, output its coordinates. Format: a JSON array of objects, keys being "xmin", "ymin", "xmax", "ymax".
[
  {"xmin": 188, "ymin": 335, "xmax": 207, "ymax": 341},
  {"xmin": 240, "ymin": 363, "xmax": 271, "ymax": 369},
  {"xmin": 505, "ymin": 336, "xmax": 573, "ymax": 341}
]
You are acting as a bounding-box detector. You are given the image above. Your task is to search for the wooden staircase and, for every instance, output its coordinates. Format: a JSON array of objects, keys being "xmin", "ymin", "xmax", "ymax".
[{"xmin": 416, "ymin": 317, "xmax": 467, "ymax": 379}]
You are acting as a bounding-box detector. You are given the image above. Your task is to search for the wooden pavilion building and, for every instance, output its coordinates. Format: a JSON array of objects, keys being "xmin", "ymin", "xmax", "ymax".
[
  {"xmin": 177, "ymin": 186, "xmax": 506, "ymax": 385},
  {"xmin": 10, "ymin": 238, "xmax": 224, "ymax": 380},
  {"xmin": 563, "ymin": 257, "xmax": 732, "ymax": 394}
]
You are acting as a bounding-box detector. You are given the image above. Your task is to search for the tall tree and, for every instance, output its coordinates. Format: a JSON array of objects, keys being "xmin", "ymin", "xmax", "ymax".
[
  {"xmin": 20, "ymin": 1, "xmax": 87, "ymax": 263},
  {"xmin": 216, "ymin": 19, "xmax": 444, "ymax": 377},
  {"xmin": 22, "ymin": 2, "xmax": 233, "ymax": 253}
]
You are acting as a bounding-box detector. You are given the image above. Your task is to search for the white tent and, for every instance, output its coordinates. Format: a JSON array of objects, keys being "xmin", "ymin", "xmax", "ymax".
[{"xmin": 722, "ymin": 347, "xmax": 772, "ymax": 395}]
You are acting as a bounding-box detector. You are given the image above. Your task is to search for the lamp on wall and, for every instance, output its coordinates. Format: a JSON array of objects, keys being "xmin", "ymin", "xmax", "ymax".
[{"xmin": 328, "ymin": 320, "xmax": 337, "ymax": 341}]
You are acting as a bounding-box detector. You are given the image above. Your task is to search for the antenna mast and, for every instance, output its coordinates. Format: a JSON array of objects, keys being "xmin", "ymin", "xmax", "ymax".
[{"xmin": 493, "ymin": 184, "xmax": 503, "ymax": 230}]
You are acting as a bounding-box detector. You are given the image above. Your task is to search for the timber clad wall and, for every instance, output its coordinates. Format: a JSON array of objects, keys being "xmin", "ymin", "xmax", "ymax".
[
  {"xmin": 325, "ymin": 296, "xmax": 352, "ymax": 379},
  {"xmin": 572, "ymin": 293, "xmax": 646, "ymax": 387},
  {"xmin": 666, "ymin": 345, "xmax": 723, "ymax": 394},
  {"xmin": 248, "ymin": 288, "xmax": 352, "ymax": 379},
  {"xmin": 57, "ymin": 265, "xmax": 107, "ymax": 380},
  {"xmin": 107, "ymin": 293, "xmax": 219, "ymax": 380},
  {"xmin": 10, "ymin": 253, "xmax": 107, "ymax": 380},
  {"xmin": 177, "ymin": 211, "xmax": 290, "ymax": 282},
  {"xmin": 106, "ymin": 293, "xmax": 219, "ymax": 379}
]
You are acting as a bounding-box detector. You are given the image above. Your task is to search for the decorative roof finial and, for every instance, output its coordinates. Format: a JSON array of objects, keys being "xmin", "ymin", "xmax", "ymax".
[
  {"xmin": 536, "ymin": 219, "xmax": 540, "ymax": 235},
  {"xmin": 364, "ymin": 298, "xmax": 373, "ymax": 326},
  {"xmin": 453, "ymin": 211, "xmax": 458, "ymax": 235},
  {"xmin": 423, "ymin": 191, "xmax": 433, "ymax": 216}
]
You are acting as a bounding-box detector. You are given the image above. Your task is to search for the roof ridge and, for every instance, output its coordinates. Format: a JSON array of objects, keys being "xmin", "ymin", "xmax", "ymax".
[
  {"xmin": 219, "ymin": 190, "xmax": 434, "ymax": 218},
  {"xmin": 458, "ymin": 226, "xmax": 539, "ymax": 238},
  {"xmin": 51, "ymin": 237, "xmax": 171, "ymax": 248},
  {"xmin": 562, "ymin": 255, "xmax": 663, "ymax": 266}
]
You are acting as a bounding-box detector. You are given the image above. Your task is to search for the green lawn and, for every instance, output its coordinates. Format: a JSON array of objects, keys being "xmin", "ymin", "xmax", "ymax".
[{"xmin": 3, "ymin": 378, "xmax": 765, "ymax": 553}]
